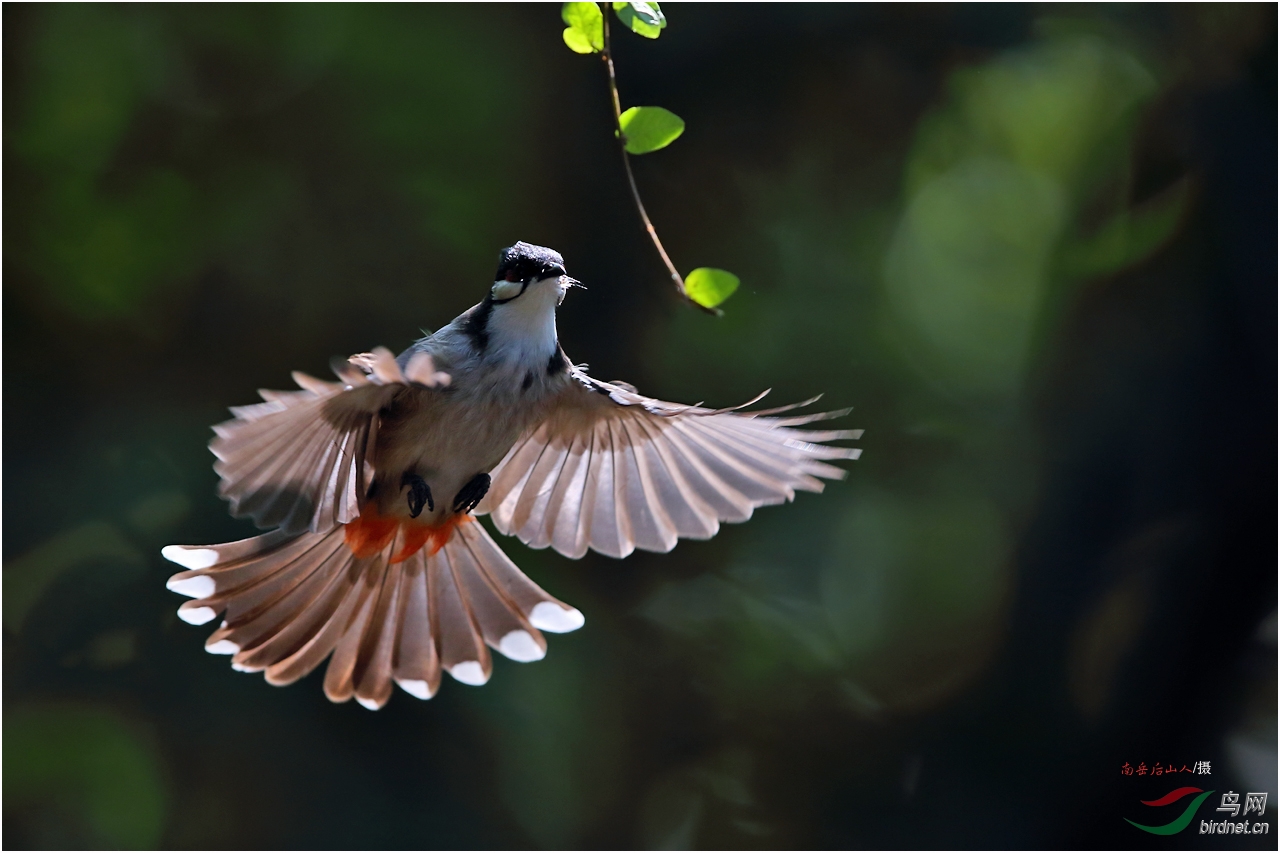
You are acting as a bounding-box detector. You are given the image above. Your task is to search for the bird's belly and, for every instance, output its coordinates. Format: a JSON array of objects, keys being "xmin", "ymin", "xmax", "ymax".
[{"xmin": 370, "ymin": 389, "xmax": 532, "ymax": 525}]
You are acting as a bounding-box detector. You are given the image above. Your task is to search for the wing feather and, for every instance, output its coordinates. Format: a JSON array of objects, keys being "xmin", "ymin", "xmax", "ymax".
[
  {"xmin": 520, "ymin": 441, "xmax": 571, "ymax": 550},
  {"xmin": 681, "ymin": 418, "xmax": 822, "ymax": 494},
  {"xmin": 484, "ymin": 433, "xmax": 546, "ymax": 522},
  {"xmin": 211, "ymin": 356, "xmax": 428, "ymax": 535},
  {"xmin": 658, "ymin": 423, "xmax": 756, "ymax": 520},
  {"xmin": 616, "ymin": 414, "xmax": 678, "ymax": 552},
  {"xmin": 623, "ymin": 413, "xmax": 719, "ymax": 540},
  {"xmin": 481, "ymin": 373, "xmax": 861, "ymax": 559},
  {"xmin": 547, "ymin": 428, "xmax": 595, "ymax": 557},
  {"xmin": 584, "ymin": 419, "xmax": 624, "ymax": 558},
  {"xmin": 508, "ymin": 431, "xmax": 567, "ymax": 543}
]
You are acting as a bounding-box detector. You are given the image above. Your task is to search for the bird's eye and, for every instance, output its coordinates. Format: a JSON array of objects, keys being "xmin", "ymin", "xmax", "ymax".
[{"xmin": 504, "ymin": 270, "xmax": 521, "ymax": 282}]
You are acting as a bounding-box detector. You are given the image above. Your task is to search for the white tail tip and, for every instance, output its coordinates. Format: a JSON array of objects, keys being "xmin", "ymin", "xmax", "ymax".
[
  {"xmin": 448, "ymin": 661, "xmax": 489, "ymax": 685},
  {"xmin": 177, "ymin": 604, "xmax": 217, "ymax": 626},
  {"xmin": 356, "ymin": 696, "xmax": 383, "ymax": 711},
  {"xmin": 162, "ymin": 546, "xmax": 219, "ymax": 570},
  {"xmin": 529, "ymin": 602, "xmax": 585, "ymax": 633},
  {"xmin": 498, "ymin": 630, "xmax": 546, "ymax": 662},
  {"xmin": 395, "ymin": 678, "xmax": 435, "ymax": 700},
  {"xmin": 168, "ymin": 574, "xmax": 216, "ymax": 599},
  {"xmin": 205, "ymin": 639, "xmax": 239, "ymax": 655}
]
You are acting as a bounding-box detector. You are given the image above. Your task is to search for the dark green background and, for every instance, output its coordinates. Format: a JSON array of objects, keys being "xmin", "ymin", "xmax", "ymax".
[{"xmin": 4, "ymin": 3, "xmax": 1275, "ymax": 849}]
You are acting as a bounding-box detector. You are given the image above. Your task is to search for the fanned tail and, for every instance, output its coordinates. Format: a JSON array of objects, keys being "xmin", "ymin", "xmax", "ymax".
[{"xmin": 163, "ymin": 520, "xmax": 583, "ymax": 710}]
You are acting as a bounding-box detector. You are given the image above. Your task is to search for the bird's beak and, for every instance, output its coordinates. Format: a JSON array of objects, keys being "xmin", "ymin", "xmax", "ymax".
[{"xmin": 557, "ymin": 275, "xmax": 584, "ymax": 306}]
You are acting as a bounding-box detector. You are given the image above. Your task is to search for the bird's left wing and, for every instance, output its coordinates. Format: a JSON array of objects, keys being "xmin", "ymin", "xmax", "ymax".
[
  {"xmin": 212, "ymin": 348, "xmax": 450, "ymax": 536},
  {"xmin": 476, "ymin": 369, "xmax": 862, "ymax": 559}
]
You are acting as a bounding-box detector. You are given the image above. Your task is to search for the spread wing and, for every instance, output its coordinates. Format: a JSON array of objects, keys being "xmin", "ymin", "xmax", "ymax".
[
  {"xmin": 211, "ymin": 349, "xmax": 450, "ymax": 536},
  {"xmin": 477, "ymin": 369, "xmax": 862, "ymax": 559}
]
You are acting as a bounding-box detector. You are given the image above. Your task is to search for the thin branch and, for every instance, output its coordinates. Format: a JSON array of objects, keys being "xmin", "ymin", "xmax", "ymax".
[{"xmin": 600, "ymin": 5, "xmax": 718, "ymax": 316}]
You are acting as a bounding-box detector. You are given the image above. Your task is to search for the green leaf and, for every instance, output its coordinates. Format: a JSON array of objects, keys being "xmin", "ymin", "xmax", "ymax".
[
  {"xmin": 1061, "ymin": 178, "xmax": 1189, "ymax": 279},
  {"xmin": 613, "ymin": 1, "xmax": 666, "ymax": 38},
  {"xmin": 561, "ymin": 2, "xmax": 603, "ymax": 53},
  {"xmin": 618, "ymin": 106, "xmax": 684, "ymax": 154},
  {"xmin": 685, "ymin": 267, "xmax": 739, "ymax": 309}
]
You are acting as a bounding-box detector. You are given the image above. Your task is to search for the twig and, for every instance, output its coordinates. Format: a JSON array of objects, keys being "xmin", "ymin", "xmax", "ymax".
[{"xmin": 600, "ymin": 4, "xmax": 718, "ymax": 316}]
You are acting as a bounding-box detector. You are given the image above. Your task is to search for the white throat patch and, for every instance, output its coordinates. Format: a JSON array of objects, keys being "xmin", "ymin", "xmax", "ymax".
[{"xmin": 485, "ymin": 276, "xmax": 560, "ymax": 366}]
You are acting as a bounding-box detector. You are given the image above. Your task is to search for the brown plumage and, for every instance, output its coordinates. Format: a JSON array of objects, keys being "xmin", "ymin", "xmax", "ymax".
[{"xmin": 164, "ymin": 242, "xmax": 861, "ymax": 709}]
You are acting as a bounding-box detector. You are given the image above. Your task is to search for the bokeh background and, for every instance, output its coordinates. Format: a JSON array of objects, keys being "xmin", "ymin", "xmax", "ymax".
[{"xmin": 4, "ymin": 3, "xmax": 1276, "ymax": 849}]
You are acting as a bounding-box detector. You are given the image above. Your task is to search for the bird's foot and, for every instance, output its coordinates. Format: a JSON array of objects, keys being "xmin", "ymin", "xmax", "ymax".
[
  {"xmin": 401, "ymin": 472, "xmax": 434, "ymax": 518},
  {"xmin": 452, "ymin": 473, "xmax": 490, "ymax": 514}
]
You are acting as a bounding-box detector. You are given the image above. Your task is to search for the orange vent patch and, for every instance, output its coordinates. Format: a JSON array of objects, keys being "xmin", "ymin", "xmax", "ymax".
[{"xmin": 344, "ymin": 507, "xmax": 472, "ymax": 563}]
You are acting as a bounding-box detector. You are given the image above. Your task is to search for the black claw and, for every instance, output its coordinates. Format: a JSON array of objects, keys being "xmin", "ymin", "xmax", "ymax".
[
  {"xmin": 452, "ymin": 473, "xmax": 491, "ymax": 514},
  {"xmin": 401, "ymin": 472, "xmax": 433, "ymax": 518}
]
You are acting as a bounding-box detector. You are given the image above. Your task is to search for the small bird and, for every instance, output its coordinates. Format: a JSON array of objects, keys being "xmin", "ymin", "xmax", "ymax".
[{"xmin": 163, "ymin": 242, "xmax": 862, "ymax": 710}]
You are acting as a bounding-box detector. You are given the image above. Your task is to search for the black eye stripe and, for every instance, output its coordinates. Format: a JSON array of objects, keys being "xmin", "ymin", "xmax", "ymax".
[{"xmin": 497, "ymin": 265, "xmax": 563, "ymax": 283}]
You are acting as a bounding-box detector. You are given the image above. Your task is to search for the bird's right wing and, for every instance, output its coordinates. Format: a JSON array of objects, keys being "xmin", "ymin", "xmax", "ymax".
[
  {"xmin": 477, "ymin": 369, "xmax": 862, "ymax": 559},
  {"xmin": 211, "ymin": 348, "xmax": 450, "ymax": 536}
]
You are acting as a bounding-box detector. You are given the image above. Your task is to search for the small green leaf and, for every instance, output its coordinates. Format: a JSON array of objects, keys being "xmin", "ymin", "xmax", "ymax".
[
  {"xmin": 563, "ymin": 27, "xmax": 598, "ymax": 54},
  {"xmin": 613, "ymin": 1, "xmax": 666, "ymax": 38},
  {"xmin": 685, "ymin": 267, "xmax": 739, "ymax": 309},
  {"xmin": 561, "ymin": 2, "xmax": 603, "ymax": 53},
  {"xmin": 618, "ymin": 106, "xmax": 684, "ymax": 154}
]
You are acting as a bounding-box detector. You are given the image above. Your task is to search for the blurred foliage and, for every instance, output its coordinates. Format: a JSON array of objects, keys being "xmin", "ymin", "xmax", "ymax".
[
  {"xmin": 4, "ymin": 3, "xmax": 1273, "ymax": 849},
  {"xmin": 10, "ymin": 4, "xmax": 537, "ymax": 326},
  {"xmin": 5, "ymin": 705, "xmax": 167, "ymax": 848},
  {"xmin": 887, "ymin": 33, "xmax": 1172, "ymax": 400},
  {"xmin": 4, "ymin": 521, "xmax": 144, "ymax": 633},
  {"xmin": 641, "ymin": 27, "xmax": 1183, "ymax": 725},
  {"xmin": 473, "ymin": 644, "xmax": 627, "ymax": 848}
]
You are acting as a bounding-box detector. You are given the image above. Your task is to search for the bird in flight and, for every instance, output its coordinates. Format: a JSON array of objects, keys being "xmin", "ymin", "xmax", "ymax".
[{"xmin": 163, "ymin": 242, "xmax": 862, "ymax": 710}]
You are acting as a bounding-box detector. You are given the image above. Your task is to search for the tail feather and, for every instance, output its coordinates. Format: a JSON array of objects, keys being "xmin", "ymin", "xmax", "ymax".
[
  {"xmin": 352, "ymin": 546, "xmax": 409, "ymax": 709},
  {"xmin": 430, "ymin": 543, "xmax": 493, "ymax": 686},
  {"xmin": 450, "ymin": 534, "xmax": 547, "ymax": 662},
  {"xmin": 262, "ymin": 566, "xmax": 369, "ymax": 687},
  {"xmin": 204, "ymin": 531, "xmax": 350, "ymax": 662},
  {"xmin": 235, "ymin": 544, "xmax": 359, "ymax": 674},
  {"xmin": 163, "ymin": 519, "xmax": 583, "ymax": 708},
  {"xmin": 391, "ymin": 553, "xmax": 441, "ymax": 699},
  {"xmin": 322, "ymin": 563, "xmax": 381, "ymax": 701},
  {"xmin": 322, "ymin": 569, "xmax": 381, "ymax": 704},
  {"xmin": 457, "ymin": 522, "xmax": 586, "ymax": 633}
]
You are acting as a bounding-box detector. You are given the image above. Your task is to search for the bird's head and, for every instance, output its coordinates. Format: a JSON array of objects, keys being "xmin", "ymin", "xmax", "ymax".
[
  {"xmin": 473, "ymin": 242, "xmax": 581, "ymax": 364},
  {"xmin": 490, "ymin": 241, "xmax": 581, "ymax": 308}
]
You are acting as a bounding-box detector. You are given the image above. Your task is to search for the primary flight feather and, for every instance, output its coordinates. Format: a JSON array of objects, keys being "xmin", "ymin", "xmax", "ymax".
[{"xmin": 163, "ymin": 242, "xmax": 862, "ymax": 709}]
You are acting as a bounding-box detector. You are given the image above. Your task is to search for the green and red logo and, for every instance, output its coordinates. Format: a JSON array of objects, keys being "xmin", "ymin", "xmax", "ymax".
[{"xmin": 1126, "ymin": 787, "xmax": 1216, "ymax": 835}]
